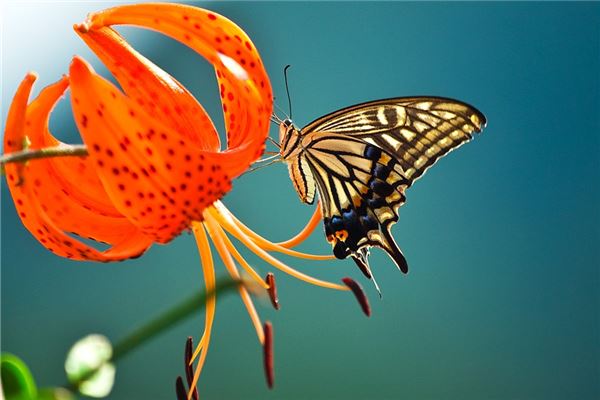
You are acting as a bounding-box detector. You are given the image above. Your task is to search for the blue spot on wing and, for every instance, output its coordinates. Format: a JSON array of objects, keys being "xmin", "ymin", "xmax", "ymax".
[
  {"xmin": 373, "ymin": 164, "xmax": 390, "ymax": 180},
  {"xmin": 364, "ymin": 145, "xmax": 381, "ymax": 160}
]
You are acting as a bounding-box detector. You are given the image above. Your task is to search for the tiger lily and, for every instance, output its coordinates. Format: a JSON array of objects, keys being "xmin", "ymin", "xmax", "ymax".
[{"xmin": 2, "ymin": 3, "xmax": 367, "ymax": 395}]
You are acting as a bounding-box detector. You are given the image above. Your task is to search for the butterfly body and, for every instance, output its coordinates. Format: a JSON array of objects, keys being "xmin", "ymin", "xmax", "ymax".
[{"xmin": 279, "ymin": 97, "xmax": 486, "ymax": 280}]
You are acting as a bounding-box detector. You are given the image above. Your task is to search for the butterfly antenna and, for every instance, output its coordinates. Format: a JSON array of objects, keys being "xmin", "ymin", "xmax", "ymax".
[{"xmin": 284, "ymin": 64, "xmax": 293, "ymax": 119}]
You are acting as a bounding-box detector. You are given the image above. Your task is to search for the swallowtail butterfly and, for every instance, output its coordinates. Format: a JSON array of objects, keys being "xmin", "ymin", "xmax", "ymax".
[{"xmin": 278, "ymin": 97, "xmax": 486, "ymax": 287}]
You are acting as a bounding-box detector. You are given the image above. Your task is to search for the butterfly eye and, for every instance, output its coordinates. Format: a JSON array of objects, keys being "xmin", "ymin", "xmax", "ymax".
[{"xmin": 279, "ymin": 118, "xmax": 294, "ymax": 144}]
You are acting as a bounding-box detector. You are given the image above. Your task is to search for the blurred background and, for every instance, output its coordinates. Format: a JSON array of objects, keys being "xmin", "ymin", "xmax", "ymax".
[{"xmin": 2, "ymin": 1, "xmax": 599, "ymax": 399}]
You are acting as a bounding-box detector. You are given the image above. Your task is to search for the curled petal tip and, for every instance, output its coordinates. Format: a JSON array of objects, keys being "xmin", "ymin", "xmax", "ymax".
[
  {"xmin": 342, "ymin": 277, "xmax": 371, "ymax": 317},
  {"xmin": 24, "ymin": 72, "xmax": 38, "ymax": 83},
  {"xmin": 69, "ymin": 56, "xmax": 95, "ymax": 80},
  {"xmin": 54, "ymin": 75, "xmax": 70, "ymax": 91},
  {"xmin": 73, "ymin": 22, "xmax": 90, "ymax": 33},
  {"xmin": 69, "ymin": 55, "xmax": 87, "ymax": 70},
  {"xmin": 84, "ymin": 11, "xmax": 105, "ymax": 30},
  {"xmin": 263, "ymin": 322, "xmax": 274, "ymax": 389}
]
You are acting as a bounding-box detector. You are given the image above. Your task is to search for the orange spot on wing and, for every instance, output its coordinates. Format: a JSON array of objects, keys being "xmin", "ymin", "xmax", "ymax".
[{"xmin": 335, "ymin": 229, "xmax": 349, "ymax": 242}]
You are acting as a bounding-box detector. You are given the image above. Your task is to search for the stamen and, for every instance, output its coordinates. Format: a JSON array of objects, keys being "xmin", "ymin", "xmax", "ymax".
[
  {"xmin": 188, "ymin": 222, "xmax": 216, "ymax": 399},
  {"xmin": 208, "ymin": 204, "xmax": 348, "ymax": 291},
  {"xmin": 204, "ymin": 213, "xmax": 265, "ymax": 344},
  {"xmin": 263, "ymin": 321, "xmax": 274, "ymax": 389},
  {"xmin": 212, "ymin": 204, "xmax": 334, "ymax": 260},
  {"xmin": 265, "ymin": 273, "xmax": 280, "ymax": 310},
  {"xmin": 175, "ymin": 377, "xmax": 187, "ymax": 400},
  {"xmin": 184, "ymin": 337, "xmax": 198, "ymax": 400},
  {"xmin": 342, "ymin": 277, "xmax": 371, "ymax": 317},
  {"xmin": 195, "ymin": 334, "xmax": 206, "ymax": 355},
  {"xmin": 275, "ymin": 203, "xmax": 323, "ymax": 248},
  {"xmin": 219, "ymin": 225, "xmax": 269, "ymax": 290}
]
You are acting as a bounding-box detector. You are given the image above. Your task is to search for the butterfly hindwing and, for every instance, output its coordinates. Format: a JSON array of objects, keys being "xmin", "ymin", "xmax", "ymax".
[{"xmin": 301, "ymin": 133, "xmax": 410, "ymax": 272}]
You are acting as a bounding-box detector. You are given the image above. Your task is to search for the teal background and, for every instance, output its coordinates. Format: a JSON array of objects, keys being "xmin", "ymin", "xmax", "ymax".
[{"xmin": 2, "ymin": 1, "xmax": 599, "ymax": 399}]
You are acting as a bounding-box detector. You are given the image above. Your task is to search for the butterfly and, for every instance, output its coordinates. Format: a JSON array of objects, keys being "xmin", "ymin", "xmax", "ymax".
[{"xmin": 276, "ymin": 97, "xmax": 486, "ymax": 290}]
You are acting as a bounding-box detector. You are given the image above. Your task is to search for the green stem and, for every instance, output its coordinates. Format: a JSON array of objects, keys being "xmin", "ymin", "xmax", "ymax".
[
  {"xmin": 112, "ymin": 278, "xmax": 241, "ymax": 361},
  {"xmin": 69, "ymin": 278, "xmax": 243, "ymax": 392}
]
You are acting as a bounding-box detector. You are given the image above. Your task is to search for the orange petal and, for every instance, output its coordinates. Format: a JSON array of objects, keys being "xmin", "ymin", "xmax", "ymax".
[
  {"xmin": 69, "ymin": 57, "xmax": 231, "ymax": 243},
  {"xmin": 3, "ymin": 74, "xmax": 152, "ymax": 261},
  {"xmin": 3, "ymin": 73, "xmax": 36, "ymax": 188},
  {"xmin": 84, "ymin": 3, "xmax": 273, "ymax": 178},
  {"xmin": 28, "ymin": 78, "xmax": 122, "ymax": 217},
  {"xmin": 23, "ymin": 77, "xmax": 148, "ymax": 244},
  {"xmin": 75, "ymin": 26, "xmax": 220, "ymax": 152}
]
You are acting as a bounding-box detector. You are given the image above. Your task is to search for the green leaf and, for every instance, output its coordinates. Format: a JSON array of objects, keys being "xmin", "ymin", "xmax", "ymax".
[
  {"xmin": 1, "ymin": 352, "xmax": 38, "ymax": 400},
  {"xmin": 64, "ymin": 334, "xmax": 115, "ymax": 398}
]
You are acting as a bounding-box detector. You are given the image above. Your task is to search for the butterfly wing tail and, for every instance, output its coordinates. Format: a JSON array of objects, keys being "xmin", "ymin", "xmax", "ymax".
[{"xmin": 381, "ymin": 229, "xmax": 409, "ymax": 273}]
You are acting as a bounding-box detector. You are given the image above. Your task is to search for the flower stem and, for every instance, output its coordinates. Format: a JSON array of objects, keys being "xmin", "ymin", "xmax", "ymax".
[
  {"xmin": 112, "ymin": 278, "xmax": 242, "ymax": 361},
  {"xmin": 69, "ymin": 277, "xmax": 244, "ymax": 391},
  {"xmin": 0, "ymin": 145, "xmax": 88, "ymax": 174}
]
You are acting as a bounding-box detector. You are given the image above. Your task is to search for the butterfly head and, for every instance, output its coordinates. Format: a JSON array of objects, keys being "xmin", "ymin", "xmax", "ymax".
[{"xmin": 279, "ymin": 118, "xmax": 302, "ymax": 159}]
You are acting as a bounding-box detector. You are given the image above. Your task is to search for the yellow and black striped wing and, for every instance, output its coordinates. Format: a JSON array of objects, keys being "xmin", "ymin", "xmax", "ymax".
[
  {"xmin": 301, "ymin": 97, "xmax": 486, "ymax": 184},
  {"xmin": 301, "ymin": 132, "xmax": 410, "ymax": 273}
]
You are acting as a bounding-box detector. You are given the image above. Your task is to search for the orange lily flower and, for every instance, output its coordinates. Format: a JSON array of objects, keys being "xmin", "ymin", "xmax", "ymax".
[{"xmin": 2, "ymin": 3, "xmax": 363, "ymax": 395}]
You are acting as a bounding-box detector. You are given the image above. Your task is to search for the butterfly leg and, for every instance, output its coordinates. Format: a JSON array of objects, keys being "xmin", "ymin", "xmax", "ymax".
[{"xmin": 351, "ymin": 248, "xmax": 381, "ymax": 297}]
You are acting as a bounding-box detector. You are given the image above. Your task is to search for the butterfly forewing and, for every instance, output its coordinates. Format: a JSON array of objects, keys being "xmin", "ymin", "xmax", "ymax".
[{"xmin": 302, "ymin": 97, "xmax": 486, "ymax": 184}]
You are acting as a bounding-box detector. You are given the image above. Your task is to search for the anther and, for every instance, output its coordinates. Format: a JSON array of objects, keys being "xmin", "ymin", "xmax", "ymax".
[
  {"xmin": 265, "ymin": 273, "xmax": 280, "ymax": 310},
  {"xmin": 263, "ymin": 322, "xmax": 274, "ymax": 389},
  {"xmin": 184, "ymin": 337, "xmax": 198, "ymax": 400},
  {"xmin": 175, "ymin": 376, "xmax": 187, "ymax": 400},
  {"xmin": 342, "ymin": 277, "xmax": 371, "ymax": 317}
]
